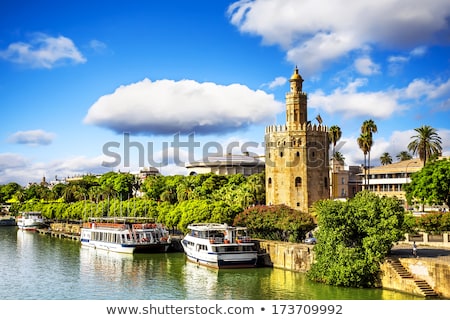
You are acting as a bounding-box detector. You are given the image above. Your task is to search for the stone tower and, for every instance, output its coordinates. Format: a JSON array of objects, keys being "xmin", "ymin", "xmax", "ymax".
[{"xmin": 265, "ymin": 67, "xmax": 330, "ymax": 212}]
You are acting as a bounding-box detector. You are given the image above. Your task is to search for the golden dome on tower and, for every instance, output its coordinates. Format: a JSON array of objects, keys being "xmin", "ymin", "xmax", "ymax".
[{"xmin": 290, "ymin": 66, "xmax": 303, "ymax": 81}]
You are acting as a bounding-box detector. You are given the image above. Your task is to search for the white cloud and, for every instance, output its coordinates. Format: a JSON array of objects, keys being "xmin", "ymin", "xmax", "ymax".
[
  {"xmin": 8, "ymin": 129, "xmax": 55, "ymax": 146},
  {"xmin": 354, "ymin": 57, "xmax": 380, "ymax": 76},
  {"xmin": 0, "ymin": 153, "xmax": 28, "ymax": 170},
  {"xmin": 308, "ymin": 75, "xmax": 450, "ymax": 120},
  {"xmin": 0, "ymin": 33, "xmax": 86, "ymax": 68},
  {"xmin": 0, "ymin": 153, "xmax": 111, "ymax": 186},
  {"xmin": 89, "ymin": 39, "xmax": 107, "ymax": 53},
  {"xmin": 286, "ymin": 31, "xmax": 358, "ymax": 77},
  {"xmin": 388, "ymin": 46, "xmax": 428, "ymax": 74},
  {"xmin": 402, "ymin": 78, "xmax": 450, "ymax": 101},
  {"xmin": 263, "ymin": 76, "xmax": 287, "ymax": 89},
  {"xmin": 335, "ymin": 128, "xmax": 450, "ymax": 168},
  {"xmin": 228, "ymin": 0, "xmax": 450, "ymax": 76},
  {"xmin": 410, "ymin": 46, "xmax": 427, "ymax": 57},
  {"xmin": 84, "ymin": 78, "xmax": 284, "ymax": 135},
  {"xmin": 309, "ymin": 78, "xmax": 405, "ymax": 118}
]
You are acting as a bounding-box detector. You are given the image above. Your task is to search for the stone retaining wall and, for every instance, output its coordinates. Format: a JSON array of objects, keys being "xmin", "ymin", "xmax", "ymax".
[
  {"xmin": 257, "ymin": 240, "xmax": 314, "ymax": 272},
  {"xmin": 257, "ymin": 239, "xmax": 450, "ymax": 299},
  {"xmin": 50, "ymin": 223, "xmax": 81, "ymax": 235},
  {"xmin": 402, "ymin": 258, "xmax": 450, "ymax": 298}
]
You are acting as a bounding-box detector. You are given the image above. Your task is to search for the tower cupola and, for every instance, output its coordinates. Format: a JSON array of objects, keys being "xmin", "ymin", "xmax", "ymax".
[{"xmin": 289, "ymin": 66, "xmax": 304, "ymax": 92}]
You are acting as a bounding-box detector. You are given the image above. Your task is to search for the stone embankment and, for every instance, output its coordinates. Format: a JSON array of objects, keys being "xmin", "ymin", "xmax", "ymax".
[
  {"xmin": 37, "ymin": 222, "xmax": 81, "ymax": 240},
  {"xmin": 256, "ymin": 239, "xmax": 450, "ymax": 299}
]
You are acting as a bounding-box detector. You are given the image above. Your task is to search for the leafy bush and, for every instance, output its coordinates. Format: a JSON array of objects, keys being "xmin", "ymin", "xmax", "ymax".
[
  {"xmin": 307, "ymin": 191, "xmax": 406, "ymax": 288},
  {"xmin": 233, "ymin": 204, "xmax": 315, "ymax": 242}
]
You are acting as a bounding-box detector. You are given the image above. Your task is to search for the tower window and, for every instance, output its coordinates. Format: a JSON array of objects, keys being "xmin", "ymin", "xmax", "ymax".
[
  {"xmin": 296, "ymin": 202, "xmax": 300, "ymax": 207},
  {"xmin": 296, "ymin": 151, "xmax": 300, "ymax": 157},
  {"xmin": 295, "ymin": 177, "xmax": 302, "ymax": 187},
  {"xmin": 280, "ymin": 152, "xmax": 283, "ymax": 157},
  {"xmin": 268, "ymin": 177, "xmax": 272, "ymax": 185},
  {"xmin": 324, "ymin": 177, "xmax": 328, "ymax": 188}
]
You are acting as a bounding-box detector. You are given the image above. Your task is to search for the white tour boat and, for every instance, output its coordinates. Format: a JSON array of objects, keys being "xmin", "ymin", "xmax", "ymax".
[
  {"xmin": 16, "ymin": 211, "xmax": 46, "ymax": 230},
  {"xmin": 80, "ymin": 218, "xmax": 171, "ymax": 254},
  {"xmin": 181, "ymin": 223, "xmax": 258, "ymax": 269},
  {"xmin": 0, "ymin": 215, "xmax": 16, "ymax": 226}
]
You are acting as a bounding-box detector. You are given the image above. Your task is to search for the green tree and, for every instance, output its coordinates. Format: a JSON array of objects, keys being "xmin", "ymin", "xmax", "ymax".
[
  {"xmin": 142, "ymin": 175, "xmax": 166, "ymax": 200},
  {"xmin": 25, "ymin": 184, "xmax": 51, "ymax": 202},
  {"xmin": 404, "ymin": 158, "xmax": 450, "ymax": 208},
  {"xmin": 328, "ymin": 125, "xmax": 342, "ymax": 158},
  {"xmin": 308, "ymin": 191, "xmax": 405, "ymax": 288},
  {"xmin": 380, "ymin": 152, "xmax": 392, "ymax": 165},
  {"xmin": 0, "ymin": 182, "xmax": 22, "ymax": 203},
  {"xmin": 51, "ymin": 183, "xmax": 67, "ymax": 201},
  {"xmin": 407, "ymin": 125, "xmax": 442, "ymax": 166},
  {"xmin": 357, "ymin": 132, "xmax": 371, "ymax": 188},
  {"xmin": 332, "ymin": 151, "xmax": 345, "ymax": 162},
  {"xmin": 233, "ymin": 205, "xmax": 315, "ymax": 242},
  {"xmin": 396, "ymin": 151, "xmax": 412, "ymax": 161},
  {"xmin": 361, "ymin": 119, "xmax": 377, "ymax": 187}
]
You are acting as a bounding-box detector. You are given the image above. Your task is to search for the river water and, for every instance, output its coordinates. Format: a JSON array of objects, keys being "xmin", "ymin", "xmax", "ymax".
[{"xmin": 0, "ymin": 226, "xmax": 421, "ymax": 300}]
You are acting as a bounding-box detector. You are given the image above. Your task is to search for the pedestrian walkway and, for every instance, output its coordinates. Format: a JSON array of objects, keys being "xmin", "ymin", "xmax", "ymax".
[{"xmin": 390, "ymin": 243, "xmax": 450, "ymax": 264}]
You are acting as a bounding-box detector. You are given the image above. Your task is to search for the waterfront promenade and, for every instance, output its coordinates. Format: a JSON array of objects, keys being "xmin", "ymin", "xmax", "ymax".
[{"xmin": 390, "ymin": 243, "xmax": 450, "ymax": 264}]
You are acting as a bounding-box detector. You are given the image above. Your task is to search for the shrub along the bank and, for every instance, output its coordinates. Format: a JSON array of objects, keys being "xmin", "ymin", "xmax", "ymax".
[{"xmin": 307, "ymin": 191, "xmax": 406, "ymax": 288}]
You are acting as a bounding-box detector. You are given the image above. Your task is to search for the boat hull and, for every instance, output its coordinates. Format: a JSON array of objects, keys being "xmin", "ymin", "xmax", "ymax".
[
  {"xmin": 81, "ymin": 240, "xmax": 171, "ymax": 254},
  {"xmin": 184, "ymin": 251, "xmax": 257, "ymax": 269},
  {"xmin": 0, "ymin": 218, "xmax": 16, "ymax": 226},
  {"xmin": 181, "ymin": 231, "xmax": 258, "ymax": 269},
  {"xmin": 80, "ymin": 240, "xmax": 136, "ymax": 254},
  {"xmin": 134, "ymin": 243, "xmax": 171, "ymax": 253},
  {"xmin": 17, "ymin": 223, "xmax": 45, "ymax": 231}
]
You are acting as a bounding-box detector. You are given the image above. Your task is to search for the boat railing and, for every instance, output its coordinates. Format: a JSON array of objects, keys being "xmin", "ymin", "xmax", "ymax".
[
  {"xmin": 236, "ymin": 236, "xmax": 252, "ymax": 243},
  {"xmin": 83, "ymin": 222, "xmax": 127, "ymax": 230},
  {"xmin": 209, "ymin": 237, "xmax": 226, "ymax": 244},
  {"xmin": 209, "ymin": 236, "xmax": 252, "ymax": 244},
  {"xmin": 132, "ymin": 223, "xmax": 159, "ymax": 230}
]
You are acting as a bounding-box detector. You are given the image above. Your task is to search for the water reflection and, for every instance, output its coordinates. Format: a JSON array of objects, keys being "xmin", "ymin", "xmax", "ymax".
[
  {"xmin": 182, "ymin": 263, "xmax": 220, "ymax": 299},
  {"xmin": 16, "ymin": 229, "xmax": 35, "ymax": 251},
  {"xmin": 180, "ymin": 261, "xmax": 423, "ymax": 300},
  {"xmin": 79, "ymin": 248, "xmax": 187, "ymax": 299},
  {"xmin": 0, "ymin": 227, "xmax": 424, "ymax": 300}
]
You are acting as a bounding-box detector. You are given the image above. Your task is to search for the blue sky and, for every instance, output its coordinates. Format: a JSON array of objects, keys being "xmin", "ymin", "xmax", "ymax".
[{"xmin": 1, "ymin": 0, "xmax": 450, "ymax": 186}]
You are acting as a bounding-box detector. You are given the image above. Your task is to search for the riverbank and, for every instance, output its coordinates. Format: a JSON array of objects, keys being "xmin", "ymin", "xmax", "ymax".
[
  {"xmin": 256, "ymin": 239, "xmax": 450, "ymax": 299},
  {"xmin": 37, "ymin": 223, "xmax": 450, "ymax": 299}
]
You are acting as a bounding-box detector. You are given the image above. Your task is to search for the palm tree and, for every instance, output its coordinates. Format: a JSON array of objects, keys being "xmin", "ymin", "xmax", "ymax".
[
  {"xmin": 357, "ymin": 132, "xmax": 371, "ymax": 189},
  {"xmin": 407, "ymin": 125, "xmax": 442, "ymax": 166},
  {"xmin": 396, "ymin": 151, "xmax": 412, "ymax": 161},
  {"xmin": 361, "ymin": 119, "xmax": 377, "ymax": 187},
  {"xmin": 380, "ymin": 152, "xmax": 392, "ymax": 165},
  {"xmin": 14, "ymin": 189, "xmax": 25, "ymax": 203},
  {"xmin": 332, "ymin": 151, "xmax": 345, "ymax": 162},
  {"xmin": 328, "ymin": 125, "xmax": 342, "ymax": 158}
]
